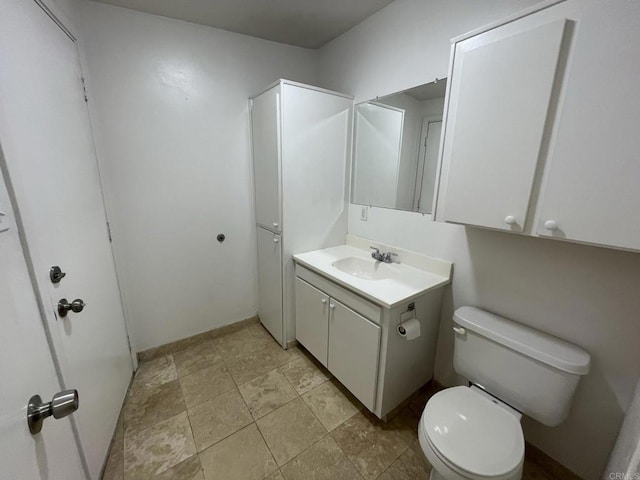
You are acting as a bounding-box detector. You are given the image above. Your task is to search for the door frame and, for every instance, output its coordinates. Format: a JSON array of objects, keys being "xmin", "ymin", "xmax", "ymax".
[{"xmin": 412, "ymin": 114, "xmax": 443, "ymax": 212}]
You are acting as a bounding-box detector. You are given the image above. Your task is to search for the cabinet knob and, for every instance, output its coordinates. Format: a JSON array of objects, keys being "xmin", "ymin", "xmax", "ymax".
[
  {"xmin": 273, "ymin": 222, "xmax": 279, "ymax": 228},
  {"xmin": 273, "ymin": 236, "xmax": 279, "ymax": 243},
  {"xmin": 321, "ymin": 298, "xmax": 327, "ymax": 304},
  {"xmin": 504, "ymin": 215, "xmax": 516, "ymax": 225},
  {"xmin": 329, "ymin": 304, "xmax": 335, "ymax": 310},
  {"xmin": 544, "ymin": 220, "xmax": 558, "ymax": 231}
]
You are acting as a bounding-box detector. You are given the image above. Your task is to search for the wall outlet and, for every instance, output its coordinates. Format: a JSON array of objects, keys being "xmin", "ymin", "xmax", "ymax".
[{"xmin": 359, "ymin": 206, "xmax": 368, "ymax": 222}]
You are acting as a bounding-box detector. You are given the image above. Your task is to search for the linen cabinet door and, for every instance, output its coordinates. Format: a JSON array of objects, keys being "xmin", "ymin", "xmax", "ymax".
[
  {"xmin": 535, "ymin": 0, "xmax": 640, "ymax": 251},
  {"xmin": 251, "ymin": 85, "xmax": 282, "ymax": 232},
  {"xmin": 295, "ymin": 278, "xmax": 329, "ymax": 367},
  {"xmin": 328, "ymin": 299, "xmax": 380, "ymax": 411},
  {"xmin": 439, "ymin": 18, "xmax": 567, "ymax": 231}
]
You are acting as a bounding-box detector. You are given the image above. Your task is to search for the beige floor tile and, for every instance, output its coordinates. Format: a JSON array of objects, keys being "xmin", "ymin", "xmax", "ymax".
[
  {"xmin": 257, "ymin": 397, "xmax": 327, "ymax": 466},
  {"xmin": 103, "ymin": 437, "xmax": 124, "ymax": 480},
  {"xmin": 124, "ymin": 412, "xmax": 196, "ymax": 479},
  {"xmin": 179, "ymin": 362, "xmax": 236, "ymax": 408},
  {"xmin": 212, "ymin": 327, "xmax": 273, "ymax": 359},
  {"xmin": 238, "ymin": 369, "xmax": 298, "ymax": 419},
  {"xmin": 199, "ymin": 424, "xmax": 278, "ymax": 480},
  {"xmin": 130, "ymin": 355, "xmax": 178, "ymax": 392},
  {"xmin": 173, "ymin": 339, "xmax": 223, "ymax": 377},
  {"xmin": 247, "ymin": 322, "xmax": 276, "ymax": 342},
  {"xmin": 225, "ymin": 340, "xmax": 297, "ymax": 385},
  {"xmin": 124, "ymin": 380, "xmax": 186, "ymax": 436},
  {"xmin": 278, "ymin": 354, "xmax": 331, "ymax": 395},
  {"xmin": 331, "ymin": 410, "xmax": 409, "ymax": 480},
  {"xmin": 280, "ymin": 435, "xmax": 362, "ymax": 480},
  {"xmin": 188, "ymin": 388, "xmax": 253, "ymax": 451},
  {"xmin": 152, "ymin": 454, "xmax": 204, "ymax": 480},
  {"xmin": 302, "ymin": 379, "xmax": 361, "ymax": 431},
  {"xmin": 377, "ymin": 441, "xmax": 431, "ymax": 480},
  {"xmin": 264, "ymin": 470, "xmax": 285, "ymax": 480}
]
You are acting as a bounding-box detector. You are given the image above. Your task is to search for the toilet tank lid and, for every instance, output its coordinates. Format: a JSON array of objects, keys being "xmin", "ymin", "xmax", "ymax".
[{"xmin": 454, "ymin": 307, "xmax": 590, "ymax": 375}]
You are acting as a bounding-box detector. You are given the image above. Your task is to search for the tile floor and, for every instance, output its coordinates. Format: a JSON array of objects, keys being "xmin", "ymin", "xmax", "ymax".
[{"xmin": 103, "ymin": 321, "xmax": 578, "ymax": 480}]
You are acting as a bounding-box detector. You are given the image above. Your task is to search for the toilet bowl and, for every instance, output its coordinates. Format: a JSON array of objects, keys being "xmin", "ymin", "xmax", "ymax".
[
  {"xmin": 417, "ymin": 306, "xmax": 591, "ymax": 480},
  {"xmin": 419, "ymin": 386, "xmax": 523, "ymax": 480}
]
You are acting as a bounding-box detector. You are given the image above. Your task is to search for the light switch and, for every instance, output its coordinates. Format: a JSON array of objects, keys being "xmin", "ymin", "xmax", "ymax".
[{"xmin": 360, "ymin": 206, "xmax": 368, "ymax": 222}]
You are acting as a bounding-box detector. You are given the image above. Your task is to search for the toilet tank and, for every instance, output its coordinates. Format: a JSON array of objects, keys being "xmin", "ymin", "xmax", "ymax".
[{"xmin": 453, "ymin": 306, "xmax": 590, "ymax": 427}]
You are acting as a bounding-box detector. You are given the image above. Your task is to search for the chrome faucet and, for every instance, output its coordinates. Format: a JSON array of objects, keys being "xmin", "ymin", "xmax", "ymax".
[{"xmin": 370, "ymin": 246, "xmax": 397, "ymax": 263}]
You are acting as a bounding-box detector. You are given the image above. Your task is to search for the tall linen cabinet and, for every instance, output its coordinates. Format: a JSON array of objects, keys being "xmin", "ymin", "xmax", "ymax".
[{"xmin": 251, "ymin": 80, "xmax": 353, "ymax": 347}]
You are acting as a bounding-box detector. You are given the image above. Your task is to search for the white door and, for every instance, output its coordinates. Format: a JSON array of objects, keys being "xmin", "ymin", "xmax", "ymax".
[
  {"xmin": 328, "ymin": 299, "xmax": 380, "ymax": 411},
  {"xmin": 256, "ymin": 227, "xmax": 283, "ymax": 344},
  {"xmin": 414, "ymin": 118, "xmax": 442, "ymax": 214},
  {"xmin": 0, "ymin": 1, "xmax": 132, "ymax": 477},
  {"xmin": 251, "ymin": 85, "xmax": 282, "ymax": 233},
  {"xmin": 294, "ymin": 278, "xmax": 329, "ymax": 366},
  {"xmin": 0, "ymin": 165, "xmax": 86, "ymax": 479},
  {"xmin": 440, "ymin": 19, "xmax": 567, "ymax": 232}
]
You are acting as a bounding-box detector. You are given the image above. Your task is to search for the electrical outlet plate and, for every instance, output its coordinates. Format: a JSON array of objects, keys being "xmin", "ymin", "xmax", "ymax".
[{"xmin": 360, "ymin": 206, "xmax": 368, "ymax": 222}]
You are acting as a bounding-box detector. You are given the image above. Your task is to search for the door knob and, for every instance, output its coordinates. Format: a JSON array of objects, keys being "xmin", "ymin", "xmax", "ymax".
[
  {"xmin": 58, "ymin": 298, "xmax": 85, "ymax": 317},
  {"xmin": 27, "ymin": 389, "xmax": 79, "ymax": 434}
]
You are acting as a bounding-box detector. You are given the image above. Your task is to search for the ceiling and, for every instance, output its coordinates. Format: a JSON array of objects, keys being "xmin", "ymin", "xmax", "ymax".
[
  {"xmin": 404, "ymin": 79, "xmax": 448, "ymax": 101},
  {"xmin": 92, "ymin": 0, "xmax": 395, "ymax": 49}
]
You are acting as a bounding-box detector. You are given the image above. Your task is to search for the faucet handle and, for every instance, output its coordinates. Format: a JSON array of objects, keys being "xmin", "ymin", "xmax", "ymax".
[{"xmin": 370, "ymin": 246, "xmax": 380, "ymax": 253}]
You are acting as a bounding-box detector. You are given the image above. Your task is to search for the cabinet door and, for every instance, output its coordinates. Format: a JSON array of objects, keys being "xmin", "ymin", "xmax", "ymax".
[
  {"xmin": 440, "ymin": 19, "xmax": 567, "ymax": 231},
  {"xmin": 256, "ymin": 228, "xmax": 283, "ymax": 344},
  {"xmin": 328, "ymin": 299, "xmax": 380, "ymax": 411},
  {"xmin": 295, "ymin": 278, "xmax": 329, "ymax": 366},
  {"xmin": 251, "ymin": 86, "xmax": 282, "ymax": 232},
  {"xmin": 536, "ymin": 1, "xmax": 640, "ymax": 251}
]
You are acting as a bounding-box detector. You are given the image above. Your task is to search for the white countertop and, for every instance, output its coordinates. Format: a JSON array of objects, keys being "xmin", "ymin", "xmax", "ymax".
[{"xmin": 293, "ymin": 238, "xmax": 452, "ymax": 308}]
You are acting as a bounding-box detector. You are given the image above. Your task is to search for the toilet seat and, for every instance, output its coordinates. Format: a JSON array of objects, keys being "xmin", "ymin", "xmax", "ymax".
[{"xmin": 419, "ymin": 386, "xmax": 524, "ymax": 479}]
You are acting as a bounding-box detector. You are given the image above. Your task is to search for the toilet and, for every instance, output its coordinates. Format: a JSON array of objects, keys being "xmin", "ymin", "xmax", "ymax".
[{"xmin": 419, "ymin": 306, "xmax": 590, "ymax": 480}]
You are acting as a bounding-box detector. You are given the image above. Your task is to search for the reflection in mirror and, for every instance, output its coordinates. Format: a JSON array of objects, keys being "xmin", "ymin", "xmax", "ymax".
[{"xmin": 352, "ymin": 79, "xmax": 447, "ymax": 214}]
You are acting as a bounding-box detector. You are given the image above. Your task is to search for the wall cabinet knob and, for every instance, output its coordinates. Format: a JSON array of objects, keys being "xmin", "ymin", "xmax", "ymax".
[
  {"xmin": 321, "ymin": 298, "xmax": 327, "ymax": 304},
  {"xmin": 272, "ymin": 222, "xmax": 279, "ymax": 228},
  {"xmin": 544, "ymin": 220, "xmax": 558, "ymax": 231},
  {"xmin": 329, "ymin": 304, "xmax": 335, "ymax": 310},
  {"xmin": 504, "ymin": 215, "xmax": 516, "ymax": 225},
  {"xmin": 273, "ymin": 236, "xmax": 279, "ymax": 243}
]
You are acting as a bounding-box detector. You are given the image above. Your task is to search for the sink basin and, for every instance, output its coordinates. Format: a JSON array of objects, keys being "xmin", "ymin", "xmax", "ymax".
[{"xmin": 331, "ymin": 257, "xmax": 391, "ymax": 280}]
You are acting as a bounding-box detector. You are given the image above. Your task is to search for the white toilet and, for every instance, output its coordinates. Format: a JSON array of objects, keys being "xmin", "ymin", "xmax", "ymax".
[{"xmin": 419, "ymin": 306, "xmax": 590, "ymax": 480}]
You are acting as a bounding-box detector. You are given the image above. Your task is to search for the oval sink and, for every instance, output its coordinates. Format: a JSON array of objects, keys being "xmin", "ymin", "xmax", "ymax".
[{"xmin": 331, "ymin": 257, "xmax": 391, "ymax": 280}]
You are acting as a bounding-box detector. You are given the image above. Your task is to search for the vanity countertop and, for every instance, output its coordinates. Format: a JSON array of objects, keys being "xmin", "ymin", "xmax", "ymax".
[{"xmin": 293, "ymin": 236, "xmax": 453, "ymax": 308}]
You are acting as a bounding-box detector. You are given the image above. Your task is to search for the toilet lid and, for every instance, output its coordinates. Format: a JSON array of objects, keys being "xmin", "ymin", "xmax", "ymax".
[{"xmin": 422, "ymin": 386, "xmax": 524, "ymax": 477}]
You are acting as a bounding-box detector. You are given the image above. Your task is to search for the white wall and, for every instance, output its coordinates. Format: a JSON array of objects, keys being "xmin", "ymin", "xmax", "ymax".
[
  {"xmin": 318, "ymin": 0, "xmax": 640, "ymax": 478},
  {"xmin": 79, "ymin": 1, "xmax": 318, "ymax": 351}
]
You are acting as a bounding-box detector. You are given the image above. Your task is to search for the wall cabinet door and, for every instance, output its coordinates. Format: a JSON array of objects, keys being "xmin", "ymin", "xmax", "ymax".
[
  {"xmin": 535, "ymin": 0, "xmax": 640, "ymax": 251},
  {"xmin": 257, "ymin": 228, "xmax": 283, "ymax": 344},
  {"xmin": 440, "ymin": 18, "xmax": 567, "ymax": 231},
  {"xmin": 295, "ymin": 278, "xmax": 329, "ymax": 366},
  {"xmin": 328, "ymin": 299, "xmax": 380, "ymax": 411},
  {"xmin": 251, "ymin": 86, "xmax": 282, "ymax": 232}
]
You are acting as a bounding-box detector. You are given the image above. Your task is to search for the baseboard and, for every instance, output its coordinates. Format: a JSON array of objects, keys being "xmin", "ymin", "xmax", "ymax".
[{"xmin": 136, "ymin": 315, "xmax": 259, "ymax": 362}]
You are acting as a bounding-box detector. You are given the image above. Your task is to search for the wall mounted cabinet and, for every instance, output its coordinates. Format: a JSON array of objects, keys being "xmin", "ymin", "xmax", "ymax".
[{"xmin": 436, "ymin": 0, "xmax": 640, "ymax": 252}]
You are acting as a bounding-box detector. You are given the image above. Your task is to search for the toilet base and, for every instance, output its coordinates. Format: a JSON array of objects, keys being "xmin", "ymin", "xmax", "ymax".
[{"xmin": 430, "ymin": 469, "xmax": 445, "ymax": 480}]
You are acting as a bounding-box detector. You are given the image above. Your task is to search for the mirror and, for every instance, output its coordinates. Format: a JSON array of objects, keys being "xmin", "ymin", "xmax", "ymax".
[{"xmin": 351, "ymin": 79, "xmax": 447, "ymax": 214}]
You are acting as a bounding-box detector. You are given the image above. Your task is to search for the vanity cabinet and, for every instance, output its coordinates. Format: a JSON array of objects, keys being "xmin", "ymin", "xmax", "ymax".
[
  {"xmin": 437, "ymin": 0, "xmax": 640, "ymax": 252},
  {"xmin": 295, "ymin": 277, "xmax": 380, "ymax": 411},
  {"xmin": 293, "ymin": 245, "xmax": 450, "ymax": 419}
]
